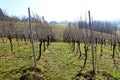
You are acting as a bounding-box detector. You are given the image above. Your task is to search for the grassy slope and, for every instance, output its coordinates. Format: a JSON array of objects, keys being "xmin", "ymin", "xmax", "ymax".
[
  {"xmin": 0, "ymin": 39, "xmax": 120, "ymax": 79},
  {"xmin": 0, "ymin": 22, "xmax": 120, "ymax": 79},
  {"xmin": 0, "ymin": 39, "xmax": 32, "ymax": 79},
  {"xmin": 50, "ymin": 24, "xmax": 67, "ymax": 41}
]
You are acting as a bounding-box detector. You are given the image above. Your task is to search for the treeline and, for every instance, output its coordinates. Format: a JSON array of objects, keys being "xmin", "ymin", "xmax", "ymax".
[
  {"xmin": 0, "ymin": 8, "xmax": 46, "ymax": 22},
  {"xmin": 73, "ymin": 20, "xmax": 119, "ymax": 34},
  {"xmin": 0, "ymin": 8, "xmax": 20, "ymax": 21}
]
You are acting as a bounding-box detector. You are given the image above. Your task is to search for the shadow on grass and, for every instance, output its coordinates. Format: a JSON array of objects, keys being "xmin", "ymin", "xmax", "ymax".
[
  {"xmin": 73, "ymin": 70, "xmax": 119, "ymax": 80},
  {"xmin": 73, "ymin": 69, "xmax": 94, "ymax": 80},
  {"xmin": 20, "ymin": 66, "xmax": 44, "ymax": 80},
  {"xmin": 97, "ymin": 71, "xmax": 119, "ymax": 80}
]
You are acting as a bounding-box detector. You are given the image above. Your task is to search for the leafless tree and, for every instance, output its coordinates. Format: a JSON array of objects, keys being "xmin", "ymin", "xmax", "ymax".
[
  {"xmin": 6, "ymin": 20, "xmax": 16, "ymax": 52},
  {"xmin": 32, "ymin": 13, "xmax": 55, "ymax": 60}
]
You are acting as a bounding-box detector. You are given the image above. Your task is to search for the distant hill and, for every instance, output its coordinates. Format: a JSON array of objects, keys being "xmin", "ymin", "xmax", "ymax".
[
  {"xmin": 0, "ymin": 8, "xmax": 6, "ymax": 20},
  {"xmin": 0, "ymin": 8, "xmax": 20, "ymax": 21},
  {"xmin": 49, "ymin": 21, "xmax": 68, "ymax": 25},
  {"xmin": 49, "ymin": 21, "xmax": 58, "ymax": 25}
]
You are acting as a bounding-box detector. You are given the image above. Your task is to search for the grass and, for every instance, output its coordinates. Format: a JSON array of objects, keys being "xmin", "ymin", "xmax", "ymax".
[
  {"xmin": 50, "ymin": 24, "xmax": 67, "ymax": 41},
  {"xmin": 37, "ymin": 42, "xmax": 82, "ymax": 79},
  {"xmin": 0, "ymin": 39, "xmax": 120, "ymax": 80}
]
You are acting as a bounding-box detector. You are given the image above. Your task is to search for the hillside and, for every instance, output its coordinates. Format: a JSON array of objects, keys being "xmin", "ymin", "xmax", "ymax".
[{"xmin": 0, "ymin": 40, "xmax": 120, "ymax": 79}]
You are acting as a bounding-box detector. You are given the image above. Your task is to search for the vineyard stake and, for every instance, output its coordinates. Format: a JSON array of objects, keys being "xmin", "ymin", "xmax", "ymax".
[
  {"xmin": 28, "ymin": 7, "xmax": 36, "ymax": 67},
  {"xmin": 88, "ymin": 11, "xmax": 95, "ymax": 74}
]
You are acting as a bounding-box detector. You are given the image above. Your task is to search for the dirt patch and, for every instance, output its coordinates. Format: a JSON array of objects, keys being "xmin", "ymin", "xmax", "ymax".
[{"xmin": 0, "ymin": 52, "xmax": 13, "ymax": 59}]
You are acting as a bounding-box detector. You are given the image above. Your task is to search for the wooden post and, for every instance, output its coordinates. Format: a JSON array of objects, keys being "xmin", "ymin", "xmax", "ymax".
[
  {"xmin": 88, "ymin": 11, "xmax": 95, "ymax": 73},
  {"xmin": 28, "ymin": 7, "xmax": 36, "ymax": 67}
]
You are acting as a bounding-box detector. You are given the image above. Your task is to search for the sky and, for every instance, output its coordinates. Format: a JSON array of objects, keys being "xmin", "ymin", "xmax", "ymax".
[{"xmin": 0, "ymin": 0, "xmax": 120, "ymax": 22}]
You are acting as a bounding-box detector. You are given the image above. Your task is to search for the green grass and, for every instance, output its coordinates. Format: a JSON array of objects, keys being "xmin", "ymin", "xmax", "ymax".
[
  {"xmin": 0, "ymin": 40, "xmax": 120, "ymax": 80},
  {"xmin": 50, "ymin": 25, "xmax": 67, "ymax": 41}
]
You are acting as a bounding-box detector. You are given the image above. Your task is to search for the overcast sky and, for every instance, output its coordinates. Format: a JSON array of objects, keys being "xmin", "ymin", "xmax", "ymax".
[{"xmin": 0, "ymin": 0, "xmax": 120, "ymax": 22}]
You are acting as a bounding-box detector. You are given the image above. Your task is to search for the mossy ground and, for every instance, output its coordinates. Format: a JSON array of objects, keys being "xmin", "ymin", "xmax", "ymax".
[{"xmin": 0, "ymin": 40, "xmax": 120, "ymax": 80}]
